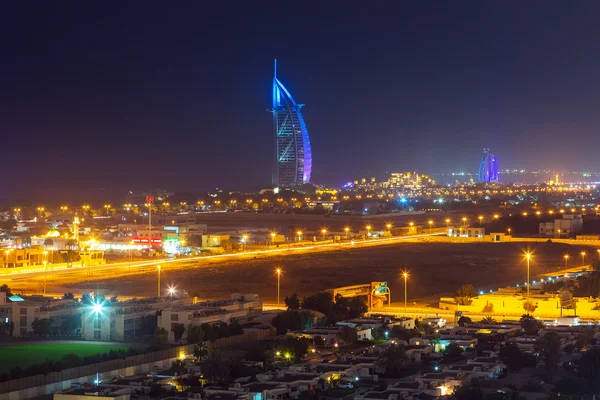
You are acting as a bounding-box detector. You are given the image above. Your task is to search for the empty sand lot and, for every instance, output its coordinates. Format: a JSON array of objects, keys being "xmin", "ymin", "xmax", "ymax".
[{"xmin": 62, "ymin": 241, "xmax": 594, "ymax": 305}]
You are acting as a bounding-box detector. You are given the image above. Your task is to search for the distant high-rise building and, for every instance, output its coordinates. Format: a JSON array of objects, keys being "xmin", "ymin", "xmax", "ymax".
[
  {"xmin": 270, "ymin": 59, "xmax": 312, "ymax": 186},
  {"xmin": 478, "ymin": 149, "xmax": 499, "ymax": 183}
]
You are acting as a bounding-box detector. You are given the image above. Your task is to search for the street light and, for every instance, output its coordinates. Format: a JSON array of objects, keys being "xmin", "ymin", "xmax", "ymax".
[
  {"xmin": 386, "ymin": 223, "xmax": 392, "ymax": 231},
  {"xmin": 581, "ymin": 251, "xmax": 587, "ymax": 267},
  {"xmin": 428, "ymin": 220, "xmax": 433, "ymax": 230},
  {"xmin": 462, "ymin": 217, "xmax": 467, "ymax": 227},
  {"xmin": 242, "ymin": 234, "xmax": 249, "ymax": 251},
  {"xmin": 344, "ymin": 227, "xmax": 350, "ymax": 239},
  {"xmin": 321, "ymin": 229, "xmax": 327, "ymax": 241},
  {"xmin": 507, "ymin": 227, "xmax": 512, "ymax": 235},
  {"xmin": 402, "ymin": 271, "xmax": 408, "ymax": 311},
  {"xmin": 564, "ymin": 254, "xmax": 570, "ymax": 269},
  {"xmin": 478, "ymin": 216, "xmax": 483, "ymax": 225},
  {"xmin": 524, "ymin": 252, "xmax": 532, "ymax": 301},
  {"xmin": 296, "ymin": 231, "xmax": 302, "ymax": 241},
  {"xmin": 366, "ymin": 225, "xmax": 372, "ymax": 236},
  {"xmin": 409, "ymin": 222, "xmax": 414, "ymax": 233},
  {"xmin": 275, "ymin": 267, "xmax": 282, "ymax": 306},
  {"xmin": 157, "ymin": 265, "xmax": 161, "ymax": 297},
  {"xmin": 168, "ymin": 286, "xmax": 176, "ymax": 299},
  {"xmin": 445, "ymin": 218, "xmax": 450, "ymax": 228},
  {"xmin": 493, "ymin": 214, "xmax": 499, "ymax": 220},
  {"xmin": 271, "ymin": 232, "xmax": 276, "ymax": 247}
]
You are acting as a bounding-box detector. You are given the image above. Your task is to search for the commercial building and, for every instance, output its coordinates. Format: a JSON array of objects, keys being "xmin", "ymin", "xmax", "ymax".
[
  {"xmin": 81, "ymin": 297, "xmax": 185, "ymax": 342},
  {"xmin": 0, "ymin": 246, "xmax": 46, "ymax": 268},
  {"xmin": 271, "ymin": 59, "xmax": 312, "ymax": 186},
  {"xmin": 478, "ymin": 149, "xmax": 499, "ymax": 183},
  {"xmin": 447, "ymin": 227, "xmax": 485, "ymax": 238},
  {"xmin": 538, "ymin": 214, "xmax": 583, "ymax": 237}
]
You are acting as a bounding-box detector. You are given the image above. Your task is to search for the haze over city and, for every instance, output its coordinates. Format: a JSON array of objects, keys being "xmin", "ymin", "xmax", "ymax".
[{"xmin": 6, "ymin": 2, "xmax": 600, "ymax": 201}]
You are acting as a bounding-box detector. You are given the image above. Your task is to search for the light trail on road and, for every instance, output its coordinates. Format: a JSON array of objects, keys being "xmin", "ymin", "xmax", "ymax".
[{"xmin": 2, "ymin": 233, "xmax": 445, "ymax": 284}]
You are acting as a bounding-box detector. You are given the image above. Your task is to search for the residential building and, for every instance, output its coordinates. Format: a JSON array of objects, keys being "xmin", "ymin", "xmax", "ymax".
[{"xmin": 158, "ymin": 294, "xmax": 262, "ymax": 343}]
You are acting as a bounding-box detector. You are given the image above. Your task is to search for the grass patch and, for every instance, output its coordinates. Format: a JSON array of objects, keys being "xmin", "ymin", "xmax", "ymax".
[{"xmin": 0, "ymin": 343, "xmax": 130, "ymax": 373}]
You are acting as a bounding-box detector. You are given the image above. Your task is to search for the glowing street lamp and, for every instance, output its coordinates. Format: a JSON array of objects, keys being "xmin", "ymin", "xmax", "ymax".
[
  {"xmin": 564, "ymin": 254, "xmax": 570, "ymax": 269},
  {"xmin": 478, "ymin": 216, "xmax": 483, "ymax": 225},
  {"xmin": 366, "ymin": 225, "xmax": 372, "ymax": 236},
  {"xmin": 428, "ymin": 220, "xmax": 433, "ymax": 230},
  {"xmin": 409, "ymin": 222, "xmax": 414, "ymax": 232},
  {"xmin": 581, "ymin": 251, "xmax": 587, "ymax": 267},
  {"xmin": 296, "ymin": 231, "xmax": 302, "ymax": 241},
  {"xmin": 493, "ymin": 214, "xmax": 499, "ymax": 220},
  {"xmin": 462, "ymin": 217, "xmax": 467, "ymax": 227},
  {"xmin": 157, "ymin": 265, "xmax": 161, "ymax": 297},
  {"xmin": 271, "ymin": 232, "xmax": 276, "ymax": 246},
  {"xmin": 386, "ymin": 223, "xmax": 392, "ymax": 231},
  {"xmin": 242, "ymin": 234, "xmax": 249, "ymax": 250},
  {"xmin": 445, "ymin": 218, "xmax": 450, "ymax": 228},
  {"xmin": 344, "ymin": 227, "xmax": 350, "ymax": 239},
  {"xmin": 507, "ymin": 227, "xmax": 512, "ymax": 235},
  {"xmin": 321, "ymin": 229, "xmax": 327, "ymax": 241},
  {"xmin": 402, "ymin": 271, "xmax": 409, "ymax": 311},
  {"xmin": 524, "ymin": 252, "xmax": 532, "ymax": 301},
  {"xmin": 275, "ymin": 267, "xmax": 282, "ymax": 306},
  {"xmin": 168, "ymin": 286, "xmax": 176, "ymax": 299}
]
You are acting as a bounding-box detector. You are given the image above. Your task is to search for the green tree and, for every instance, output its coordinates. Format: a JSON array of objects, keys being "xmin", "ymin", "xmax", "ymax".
[
  {"xmin": 520, "ymin": 314, "xmax": 543, "ymax": 336},
  {"xmin": 245, "ymin": 342, "xmax": 272, "ymax": 364},
  {"xmin": 336, "ymin": 326, "xmax": 358, "ymax": 345},
  {"xmin": 389, "ymin": 325, "xmax": 416, "ymax": 342},
  {"xmin": 457, "ymin": 316, "xmax": 472, "ymax": 326},
  {"xmin": 31, "ymin": 318, "xmax": 53, "ymax": 335},
  {"xmin": 578, "ymin": 347, "xmax": 600, "ymax": 394},
  {"xmin": 61, "ymin": 313, "xmax": 81, "ymax": 334},
  {"xmin": 444, "ymin": 343, "xmax": 464, "ymax": 359},
  {"xmin": 0, "ymin": 284, "xmax": 12, "ymax": 298},
  {"xmin": 202, "ymin": 350, "xmax": 231, "ymax": 384},
  {"xmin": 499, "ymin": 342, "xmax": 536, "ymax": 372},
  {"xmin": 172, "ymin": 323, "xmax": 185, "ymax": 343},
  {"xmin": 575, "ymin": 326, "xmax": 595, "ymax": 351},
  {"xmin": 375, "ymin": 345, "xmax": 410, "ymax": 375},
  {"xmin": 193, "ymin": 342, "xmax": 208, "ymax": 360},
  {"xmin": 302, "ymin": 292, "xmax": 334, "ymax": 322},
  {"xmin": 534, "ymin": 331, "xmax": 561, "ymax": 368},
  {"xmin": 187, "ymin": 325, "xmax": 205, "ymax": 344},
  {"xmin": 284, "ymin": 293, "xmax": 301, "ymax": 310},
  {"xmin": 272, "ymin": 310, "xmax": 315, "ymax": 335},
  {"xmin": 455, "ymin": 284, "xmax": 476, "ymax": 305},
  {"xmin": 149, "ymin": 327, "xmax": 169, "ymax": 350}
]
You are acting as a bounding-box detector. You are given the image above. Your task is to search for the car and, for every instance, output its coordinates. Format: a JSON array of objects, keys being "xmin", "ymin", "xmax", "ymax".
[{"xmin": 336, "ymin": 381, "xmax": 354, "ymax": 389}]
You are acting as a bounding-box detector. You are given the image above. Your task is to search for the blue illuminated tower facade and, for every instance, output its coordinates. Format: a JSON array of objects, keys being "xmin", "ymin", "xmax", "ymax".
[
  {"xmin": 478, "ymin": 149, "xmax": 499, "ymax": 183},
  {"xmin": 271, "ymin": 59, "xmax": 312, "ymax": 186}
]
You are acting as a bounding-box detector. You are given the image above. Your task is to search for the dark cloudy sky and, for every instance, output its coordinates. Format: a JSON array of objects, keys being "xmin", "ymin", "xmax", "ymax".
[{"xmin": 4, "ymin": 2, "xmax": 600, "ymax": 200}]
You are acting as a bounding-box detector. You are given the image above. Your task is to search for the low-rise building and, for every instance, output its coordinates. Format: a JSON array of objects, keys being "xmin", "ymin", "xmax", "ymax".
[{"xmin": 158, "ymin": 294, "xmax": 262, "ymax": 343}]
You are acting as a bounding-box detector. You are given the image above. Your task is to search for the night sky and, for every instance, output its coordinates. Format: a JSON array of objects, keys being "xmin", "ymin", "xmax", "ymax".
[{"xmin": 6, "ymin": 3, "xmax": 600, "ymax": 201}]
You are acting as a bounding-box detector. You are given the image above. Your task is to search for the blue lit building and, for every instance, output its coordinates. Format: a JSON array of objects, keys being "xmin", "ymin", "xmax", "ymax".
[
  {"xmin": 270, "ymin": 59, "xmax": 312, "ymax": 186},
  {"xmin": 478, "ymin": 149, "xmax": 499, "ymax": 183}
]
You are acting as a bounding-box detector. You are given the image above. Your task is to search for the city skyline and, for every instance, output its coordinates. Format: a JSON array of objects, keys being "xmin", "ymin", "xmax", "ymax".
[{"xmin": 6, "ymin": 3, "xmax": 600, "ymax": 200}]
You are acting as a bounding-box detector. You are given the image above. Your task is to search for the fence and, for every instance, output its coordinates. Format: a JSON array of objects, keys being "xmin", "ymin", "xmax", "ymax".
[{"xmin": 0, "ymin": 328, "xmax": 276, "ymax": 396}]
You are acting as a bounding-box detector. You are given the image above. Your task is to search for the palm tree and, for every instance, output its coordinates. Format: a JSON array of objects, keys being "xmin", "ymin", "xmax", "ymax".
[
  {"xmin": 202, "ymin": 350, "xmax": 231, "ymax": 384},
  {"xmin": 336, "ymin": 326, "xmax": 358, "ymax": 345},
  {"xmin": 375, "ymin": 346, "xmax": 410, "ymax": 375},
  {"xmin": 481, "ymin": 316, "xmax": 496, "ymax": 324}
]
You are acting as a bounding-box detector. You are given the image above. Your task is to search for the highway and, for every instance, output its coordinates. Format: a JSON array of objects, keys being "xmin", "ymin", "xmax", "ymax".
[{"xmin": 2, "ymin": 232, "xmax": 445, "ymax": 287}]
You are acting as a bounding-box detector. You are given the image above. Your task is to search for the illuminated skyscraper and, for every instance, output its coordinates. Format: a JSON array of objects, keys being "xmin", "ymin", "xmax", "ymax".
[
  {"xmin": 271, "ymin": 59, "xmax": 312, "ymax": 186},
  {"xmin": 478, "ymin": 149, "xmax": 499, "ymax": 183}
]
